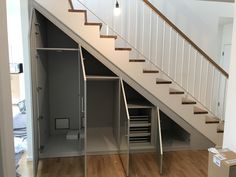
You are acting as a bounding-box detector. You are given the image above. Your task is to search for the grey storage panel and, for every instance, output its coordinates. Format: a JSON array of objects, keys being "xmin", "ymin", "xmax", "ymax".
[
  {"xmin": 160, "ymin": 110, "xmax": 191, "ymax": 151},
  {"xmin": 86, "ymin": 79, "xmax": 120, "ymax": 154},
  {"xmin": 31, "ymin": 10, "xmax": 83, "ymax": 158}
]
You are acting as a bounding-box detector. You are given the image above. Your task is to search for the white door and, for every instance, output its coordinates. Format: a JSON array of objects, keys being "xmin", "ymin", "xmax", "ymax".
[
  {"xmin": 217, "ymin": 44, "xmax": 231, "ymax": 118},
  {"xmin": 221, "ymin": 44, "xmax": 231, "ymax": 72}
]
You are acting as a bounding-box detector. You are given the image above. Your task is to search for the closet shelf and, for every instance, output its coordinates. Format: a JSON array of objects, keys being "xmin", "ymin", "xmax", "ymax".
[
  {"xmin": 130, "ymin": 115, "xmax": 149, "ymax": 118},
  {"xmin": 128, "ymin": 103, "xmax": 153, "ymax": 109},
  {"xmin": 130, "ymin": 122, "xmax": 151, "ymax": 127},
  {"xmin": 130, "ymin": 133, "xmax": 151, "ymax": 137},
  {"xmin": 36, "ymin": 47, "xmax": 79, "ymax": 51},
  {"xmin": 86, "ymin": 75, "xmax": 119, "ymax": 81}
]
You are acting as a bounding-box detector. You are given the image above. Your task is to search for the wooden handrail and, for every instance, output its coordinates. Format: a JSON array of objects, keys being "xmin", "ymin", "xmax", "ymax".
[{"xmin": 143, "ymin": 0, "xmax": 229, "ymax": 78}]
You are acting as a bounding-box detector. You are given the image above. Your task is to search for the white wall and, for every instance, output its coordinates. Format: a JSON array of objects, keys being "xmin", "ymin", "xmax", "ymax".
[
  {"xmin": 0, "ymin": 0, "xmax": 16, "ymax": 176},
  {"xmin": 7, "ymin": 0, "xmax": 24, "ymax": 63},
  {"xmin": 223, "ymin": 2, "xmax": 236, "ymax": 152},
  {"xmin": 20, "ymin": 0, "xmax": 33, "ymax": 160},
  {"xmin": 149, "ymin": 0, "xmax": 234, "ymax": 62},
  {"xmin": 7, "ymin": 0, "xmax": 26, "ymax": 102},
  {"xmin": 219, "ymin": 23, "xmax": 233, "ymax": 71}
]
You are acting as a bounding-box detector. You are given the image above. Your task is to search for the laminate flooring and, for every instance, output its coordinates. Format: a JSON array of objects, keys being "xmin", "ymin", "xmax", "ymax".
[{"xmin": 36, "ymin": 150, "xmax": 208, "ymax": 177}]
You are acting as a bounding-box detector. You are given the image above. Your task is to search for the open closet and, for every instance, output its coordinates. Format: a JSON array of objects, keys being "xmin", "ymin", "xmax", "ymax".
[
  {"xmin": 83, "ymin": 49, "xmax": 120, "ymax": 154},
  {"xmin": 31, "ymin": 11, "xmax": 83, "ymax": 158},
  {"xmin": 30, "ymin": 10, "xmax": 163, "ymax": 177}
]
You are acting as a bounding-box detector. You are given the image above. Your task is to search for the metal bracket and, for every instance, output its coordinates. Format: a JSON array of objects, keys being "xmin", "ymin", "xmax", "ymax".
[
  {"xmin": 37, "ymin": 115, "xmax": 44, "ymax": 120},
  {"xmin": 36, "ymin": 87, "xmax": 43, "ymax": 92},
  {"xmin": 39, "ymin": 145, "xmax": 44, "ymax": 153}
]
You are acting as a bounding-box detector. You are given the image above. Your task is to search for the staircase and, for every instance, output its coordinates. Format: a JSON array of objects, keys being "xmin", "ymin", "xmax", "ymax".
[{"xmin": 33, "ymin": 0, "xmax": 225, "ymax": 146}]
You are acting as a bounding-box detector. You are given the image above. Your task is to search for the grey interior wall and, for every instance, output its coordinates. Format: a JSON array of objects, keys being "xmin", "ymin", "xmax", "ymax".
[
  {"xmin": 87, "ymin": 81, "xmax": 115, "ymax": 128},
  {"xmin": 113, "ymin": 81, "xmax": 120, "ymax": 144},
  {"xmin": 48, "ymin": 51, "xmax": 80, "ymax": 135},
  {"xmin": 82, "ymin": 48, "xmax": 115, "ymax": 76},
  {"xmin": 124, "ymin": 83, "xmax": 150, "ymax": 104},
  {"xmin": 46, "ymin": 20, "xmax": 77, "ymax": 48},
  {"xmin": 34, "ymin": 12, "xmax": 80, "ymax": 135},
  {"xmin": 37, "ymin": 54, "xmax": 50, "ymax": 146},
  {"xmin": 35, "ymin": 11, "xmax": 47, "ymax": 48},
  {"xmin": 34, "ymin": 11, "xmax": 51, "ymax": 147}
]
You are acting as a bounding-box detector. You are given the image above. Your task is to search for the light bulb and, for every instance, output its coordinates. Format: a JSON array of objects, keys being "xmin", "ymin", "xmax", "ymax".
[{"xmin": 114, "ymin": 1, "xmax": 121, "ymax": 16}]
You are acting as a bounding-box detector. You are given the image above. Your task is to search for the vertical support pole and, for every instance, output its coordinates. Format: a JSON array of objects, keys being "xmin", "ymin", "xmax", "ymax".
[
  {"xmin": 155, "ymin": 16, "xmax": 159, "ymax": 66},
  {"xmin": 168, "ymin": 27, "xmax": 172, "ymax": 76},
  {"xmin": 161, "ymin": 21, "xmax": 166, "ymax": 70},
  {"xmin": 180, "ymin": 39, "xmax": 185, "ymax": 86},
  {"xmin": 174, "ymin": 33, "xmax": 179, "ymax": 81}
]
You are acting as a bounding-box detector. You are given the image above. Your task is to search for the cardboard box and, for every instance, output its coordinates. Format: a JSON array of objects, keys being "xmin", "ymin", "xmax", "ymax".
[{"xmin": 208, "ymin": 148, "xmax": 236, "ymax": 177}]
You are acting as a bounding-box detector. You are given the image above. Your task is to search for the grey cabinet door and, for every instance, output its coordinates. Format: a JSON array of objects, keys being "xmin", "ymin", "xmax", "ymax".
[
  {"xmin": 30, "ymin": 11, "xmax": 39, "ymax": 176},
  {"xmin": 79, "ymin": 47, "xmax": 87, "ymax": 177},
  {"xmin": 120, "ymin": 79, "xmax": 130, "ymax": 176}
]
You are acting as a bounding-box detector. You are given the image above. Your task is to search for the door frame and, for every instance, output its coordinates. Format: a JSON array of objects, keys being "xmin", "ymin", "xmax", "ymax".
[{"xmin": 0, "ymin": 0, "xmax": 16, "ymax": 176}]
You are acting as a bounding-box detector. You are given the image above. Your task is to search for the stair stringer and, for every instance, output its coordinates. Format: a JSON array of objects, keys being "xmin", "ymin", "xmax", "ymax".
[{"xmin": 33, "ymin": 0, "xmax": 223, "ymax": 146}]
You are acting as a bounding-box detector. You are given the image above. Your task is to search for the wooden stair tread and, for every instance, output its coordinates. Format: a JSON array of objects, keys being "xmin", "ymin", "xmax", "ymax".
[
  {"xmin": 217, "ymin": 129, "xmax": 224, "ymax": 133},
  {"xmin": 205, "ymin": 116, "xmax": 220, "ymax": 124},
  {"xmin": 100, "ymin": 35, "xmax": 117, "ymax": 39},
  {"xmin": 84, "ymin": 22, "xmax": 102, "ymax": 29},
  {"xmin": 194, "ymin": 107, "xmax": 208, "ymax": 114},
  {"xmin": 129, "ymin": 59, "xmax": 145, "ymax": 62},
  {"xmin": 68, "ymin": 9, "xmax": 86, "ymax": 13},
  {"xmin": 169, "ymin": 88, "xmax": 184, "ymax": 94},
  {"xmin": 217, "ymin": 122, "xmax": 224, "ymax": 133},
  {"xmin": 156, "ymin": 78, "xmax": 172, "ymax": 84},
  {"xmin": 115, "ymin": 47, "xmax": 132, "ymax": 51},
  {"xmin": 182, "ymin": 98, "xmax": 197, "ymax": 105},
  {"xmin": 143, "ymin": 69, "xmax": 159, "ymax": 73}
]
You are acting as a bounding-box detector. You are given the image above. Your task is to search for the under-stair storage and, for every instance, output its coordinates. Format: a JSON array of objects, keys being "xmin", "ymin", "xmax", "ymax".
[
  {"xmin": 31, "ymin": 11, "xmax": 84, "ymax": 158},
  {"xmin": 160, "ymin": 110, "xmax": 191, "ymax": 151},
  {"xmin": 82, "ymin": 47, "xmax": 120, "ymax": 154},
  {"xmin": 86, "ymin": 78, "xmax": 120, "ymax": 154},
  {"xmin": 123, "ymin": 83, "xmax": 157, "ymax": 151},
  {"xmin": 129, "ymin": 107, "xmax": 152, "ymax": 144},
  {"xmin": 29, "ymin": 0, "xmax": 224, "ymax": 176}
]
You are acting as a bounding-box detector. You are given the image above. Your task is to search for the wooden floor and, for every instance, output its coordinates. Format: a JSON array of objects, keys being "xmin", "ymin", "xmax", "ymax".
[{"xmin": 34, "ymin": 150, "xmax": 208, "ymax": 177}]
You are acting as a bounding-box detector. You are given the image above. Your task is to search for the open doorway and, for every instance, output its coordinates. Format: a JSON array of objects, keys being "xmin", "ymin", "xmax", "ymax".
[{"xmin": 7, "ymin": 0, "xmax": 33, "ymax": 176}]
